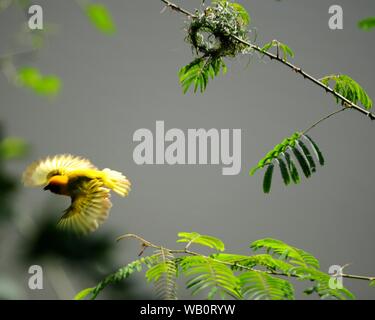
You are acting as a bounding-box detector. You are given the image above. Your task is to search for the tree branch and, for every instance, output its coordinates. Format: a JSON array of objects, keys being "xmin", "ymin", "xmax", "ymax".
[
  {"xmin": 159, "ymin": 0, "xmax": 375, "ymax": 121},
  {"xmin": 160, "ymin": 0, "xmax": 195, "ymax": 17}
]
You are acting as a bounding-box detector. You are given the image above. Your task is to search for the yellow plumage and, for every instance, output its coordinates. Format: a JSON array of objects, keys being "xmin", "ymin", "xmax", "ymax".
[{"xmin": 22, "ymin": 154, "xmax": 131, "ymax": 235}]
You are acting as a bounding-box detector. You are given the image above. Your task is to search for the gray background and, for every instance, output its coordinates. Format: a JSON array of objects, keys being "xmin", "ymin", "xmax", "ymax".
[{"xmin": 1, "ymin": 0, "xmax": 374, "ymax": 299}]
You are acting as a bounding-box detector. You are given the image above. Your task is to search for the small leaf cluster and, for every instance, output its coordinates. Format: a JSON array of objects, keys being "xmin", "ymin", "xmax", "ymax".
[
  {"xmin": 146, "ymin": 248, "xmax": 178, "ymax": 300},
  {"xmin": 75, "ymin": 232, "xmax": 354, "ymax": 300},
  {"xmin": 250, "ymin": 133, "xmax": 324, "ymax": 193},
  {"xmin": 17, "ymin": 67, "xmax": 61, "ymax": 96},
  {"xmin": 261, "ymin": 40, "xmax": 295, "ymax": 61},
  {"xmin": 179, "ymin": 57, "xmax": 227, "ymax": 93},
  {"xmin": 321, "ymin": 74, "xmax": 373, "ymax": 110}
]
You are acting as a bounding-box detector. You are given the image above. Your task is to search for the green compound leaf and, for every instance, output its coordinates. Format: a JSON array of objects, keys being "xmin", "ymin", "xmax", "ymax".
[
  {"xmin": 239, "ymin": 271, "xmax": 295, "ymax": 300},
  {"xmin": 250, "ymin": 238, "xmax": 320, "ymax": 269},
  {"xmin": 177, "ymin": 232, "xmax": 225, "ymax": 251},
  {"xmin": 85, "ymin": 3, "xmax": 116, "ymax": 34},
  {"xmin": 180, "ymin": 256, "xmax": 241, "ymax": 299},
  {"xmin": 320, "ymin": 74, "xmax": 372, "ymax": 109},
  {"xmin": 145, "ymin": 249, "xmax": 177, "ymax": 300},
  {"xmin": 250, "ymin": 133, "xmax": 325, "ymax": 193},
  {"xmin": 179, "ymin": 58, "xmax": 227, "ymax": 94}
]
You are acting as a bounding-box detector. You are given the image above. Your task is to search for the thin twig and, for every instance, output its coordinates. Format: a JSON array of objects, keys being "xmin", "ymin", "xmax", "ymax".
[
  {"xmin": 159, "ymin": 0, "xmax": 375, "ymax": 121},
  {"xmin": 119, "ymin": 233, "xmax": 375, "ymax": 283},
  {"xmin": 302, "ymin": 107, "xmax": 348, "ymax": 135},
  {"xmin": 160, "ymin": 0, "xmax": 195, "ymax": 18}
]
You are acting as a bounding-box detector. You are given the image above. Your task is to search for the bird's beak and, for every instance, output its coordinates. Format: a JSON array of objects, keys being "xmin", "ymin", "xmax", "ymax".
[{"xmin": 43, "ymin": 185, "xmax": 50, "ymax": 191}]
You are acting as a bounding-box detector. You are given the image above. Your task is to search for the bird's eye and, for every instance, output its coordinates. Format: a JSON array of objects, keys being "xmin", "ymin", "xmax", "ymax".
[
  {"xmin": 51, "ymin": 185, "xmax": 60, "ymax": 193},
  {"xmin": 45, "ymin": 184, "xmax": 60, "ymax": 193}
]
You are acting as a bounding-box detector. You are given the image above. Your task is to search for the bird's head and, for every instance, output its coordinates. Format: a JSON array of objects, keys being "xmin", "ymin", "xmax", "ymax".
[{"xmin": 44, "ymin": 175, "xmax": 69, "ymax": 194}]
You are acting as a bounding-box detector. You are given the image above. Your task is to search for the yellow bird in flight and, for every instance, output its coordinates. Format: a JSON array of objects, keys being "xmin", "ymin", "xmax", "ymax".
[{"xmin": 22, "ymin": 154, "xmax": 131, "ymax": 235}]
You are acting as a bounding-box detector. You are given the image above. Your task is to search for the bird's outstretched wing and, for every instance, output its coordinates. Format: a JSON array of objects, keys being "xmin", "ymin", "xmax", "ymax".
[
  {"xmin": 57, "ymin": 180, "xmax": 112, "ymax": 235},
  {"xmin": 22, "ymin": 154, "xmax": 96, "ymax": 187}
]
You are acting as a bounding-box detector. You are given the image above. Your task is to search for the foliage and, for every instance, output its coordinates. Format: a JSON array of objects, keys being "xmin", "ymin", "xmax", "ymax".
[
  {"xmin": 17, "ymin": 67, "xmax": 61, "ymax": 96},
  {"xmin": 146, "ymin": 249, "xmax": 178, "ymax": 300},
  {"xmin": 261, "ymin": 40, "xmax": 294, "ymax": 61},
  {"xmin": 74, "ymin": 256, "xmax": 158, "ymax": 300},
  {"xmin": 85, "ymin": 3, "xmax": 116, "ymax": 34},
  {"xmin": 239, "ymin": 271, "xmax": 294, "ymax": 300},
  {"xmin": 0, "ymin": 137, "xmax": 28, "ymax": 160},
  {"xmin": 177, "ymin": 231, "xmax": 225, "ymax": 251},
  {"xmin": 3, "ymin": 0, "xmax": 374, "ymax": 301},
  {"xmin": 179, "ymin": 57, "xmax": 227, "ymax": 93},
  {"xmin": 75, "ymin": 232, "xmax": 355, "ymax": 300},
  {"xmin": 250, "ymin": 238, "xmax": 320, "ymax": 269},
  {"xmin": 250, "ymin": 133, "xmax": 324, "ymax": 193},
  {"xmin": 179, "ymin": 255, "xmax": 241, "ymax": 299},
  {"xmin": 179, "ymin": 1, "xmax": 250, "ymax": 93},
  {"xmin": 358, "ymin": 17, "xmax": 375, "ymax": 31},
  {"xmin": 176, "ymin": 1, "xmax": 374, "ymax": 193},
  {"xmin": 321, "ymin": 74, "xmax": 373, "ymax": 110}
]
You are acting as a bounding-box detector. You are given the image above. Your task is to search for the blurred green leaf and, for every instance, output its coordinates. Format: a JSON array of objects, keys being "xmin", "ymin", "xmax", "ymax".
[
  {"xmin": 0, "ymin": 138, "xmax": 28, "ymax": 160},
  {"xmin": 17, "ymin": 67, "xmax": 61, "ymax": 96},
  {"xmin": 34, "ymin": 76, "xmax": 61, "ymax": 95},
  {"xmin": 358, "ymin": 17, "xmax": 375, "ymax": 31},
  {"xmin": 18, "ymin": 67, "xmax": 41, "ymax": 88},
  {"xmin": 85, "ymin": 4, "xmax": 116, "ymax": 34},
  {"xmin": 74, "ymin": 287, "xmax": 94, "ymax": 300}
]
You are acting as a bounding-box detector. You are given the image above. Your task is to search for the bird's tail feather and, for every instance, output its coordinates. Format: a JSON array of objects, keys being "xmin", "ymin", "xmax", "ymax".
[{"xmin": 101, "ymin": 168, "xmax": 131, "ymax": 197}]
